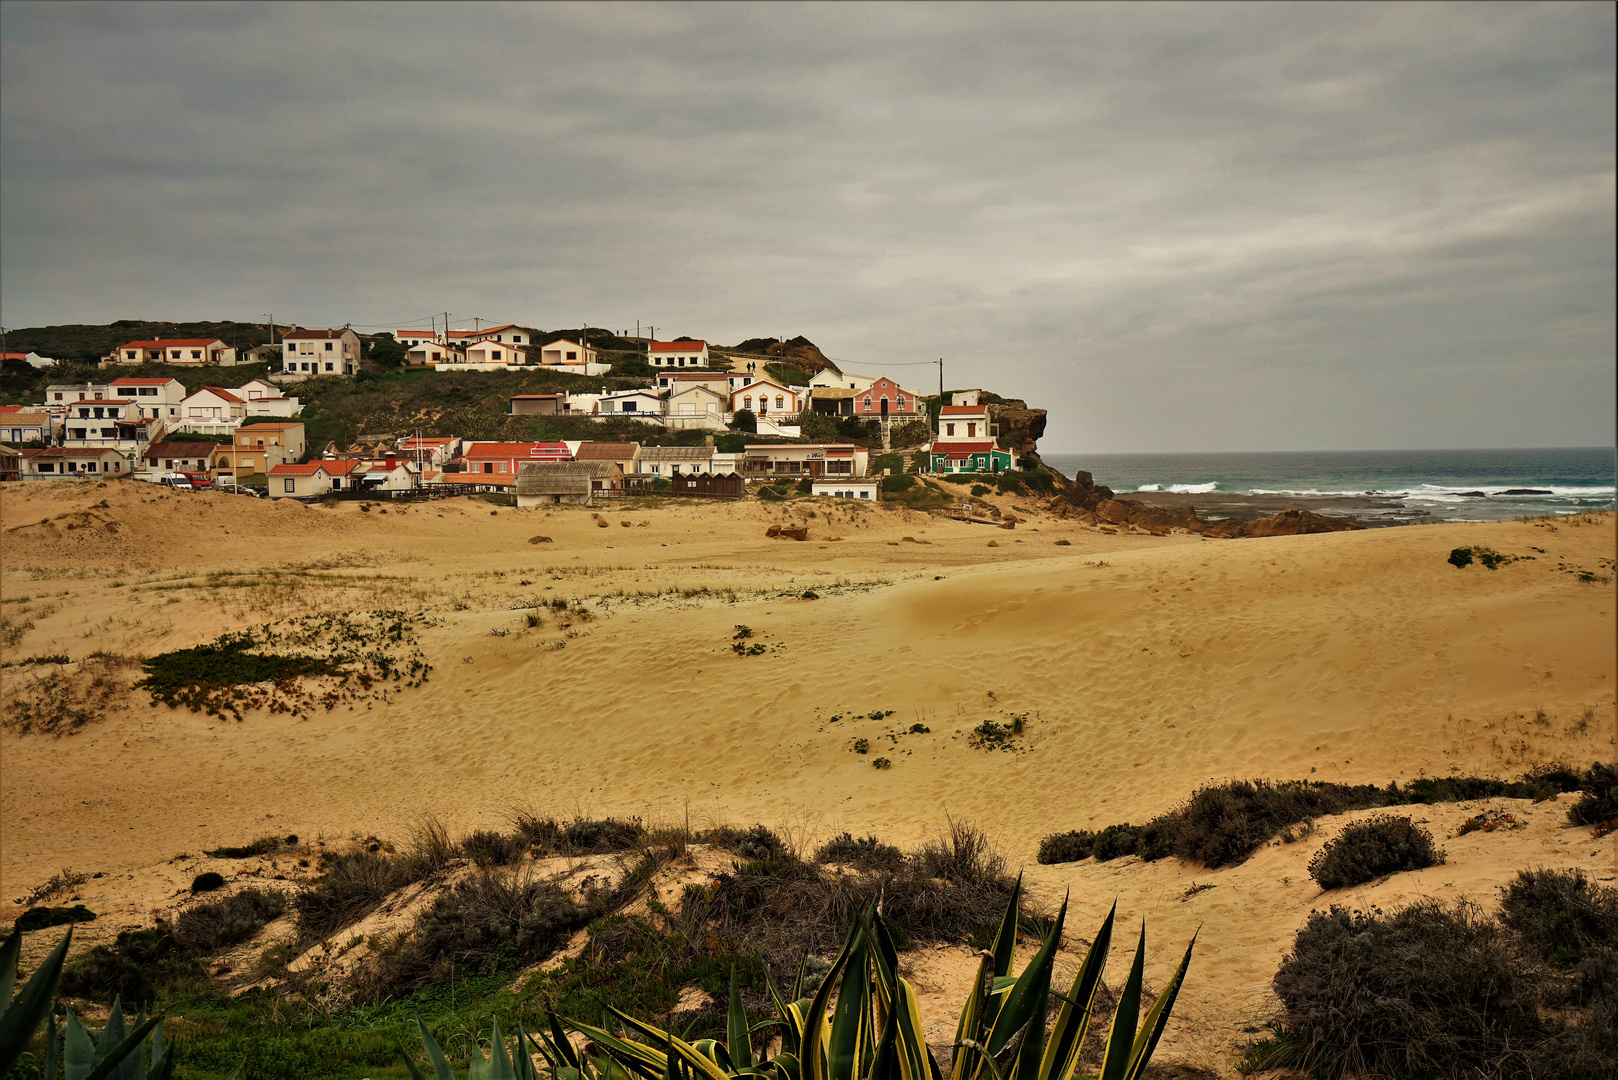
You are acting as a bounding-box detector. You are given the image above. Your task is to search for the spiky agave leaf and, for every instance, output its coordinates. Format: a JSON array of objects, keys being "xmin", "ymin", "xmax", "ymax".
[
  {"xmin": 1037, "ymin": 900, "xmax": 1116, "ymax": 1080},
  {"xmin": 1122, "ymin": 929, "xmax": 1198, "ymax": 1080},
  {"xmin": 0, "ymin": 928, "xmax": 72, "ymax": 1075},
  {"xmin": 1095, "ymin": 924, "xmax": 1147, "ymax": 1080}
]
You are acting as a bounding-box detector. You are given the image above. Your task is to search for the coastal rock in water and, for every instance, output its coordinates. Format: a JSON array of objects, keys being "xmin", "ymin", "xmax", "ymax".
[
  {"xmin": 1096, "ymin": 499, "xmax": 1203, "ymax": 536},
  {"xmin": 1203, "ymin": 508, "xmax": 1363, "ymax": 538},
  {"xmin": 1499, "ymin": 489, "xmax": 1552, "ymax": 495}
]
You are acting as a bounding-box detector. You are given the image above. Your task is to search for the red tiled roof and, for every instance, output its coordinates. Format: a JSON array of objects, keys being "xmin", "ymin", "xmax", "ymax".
[
  {"xmin": 269, "ymin": 463, "xmax": 330, "ymax": 475},
  {"xmin": 30, "ymin": 447, "xmax": 123, "ymax": 460},
  {"xmin": 191, "ymin": 387, "xmax": 245, "ymax": 404},
  {"xmin": 509, "ymin": 394, "xmax": 563, "ymax": 400},
  {"xmin": 110, "ymin": 377, "xmax": 183, "ymax": 385},
  {"xmin": 468, "ymin": 324, "xmax": 518, "ymax": 334},
  {"xmin": 117, "ymin": 339, "xmax": 225, "ymax": 349},
  {"xmin": 935, "ymin": 440, "xmax": 995, "ymax": 453},
  {"xmin": 649, "ymin": 340, "xmax": 707, "ymax": 352},
  {"xmin": 940, "ymin": 405, "xmax": 986, "ymax": 415},
  {"xmin": 463, "ymin": 442, "xmax": 571, "ymax": 457},
  {"xmin": 237, "ymin": 422, "xmax": 303, "ymax": 431}
]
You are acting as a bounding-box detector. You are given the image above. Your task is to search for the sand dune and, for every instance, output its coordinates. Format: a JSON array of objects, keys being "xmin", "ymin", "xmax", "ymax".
[{"xmin": 2, "ymin": 480, "xmax": 1613, "ymax": 1069}]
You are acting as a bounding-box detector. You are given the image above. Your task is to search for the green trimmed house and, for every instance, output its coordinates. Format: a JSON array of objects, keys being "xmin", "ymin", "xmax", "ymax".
[{"xmin": 928, "ymin": 403, "xmax": 1013, "ymax": 473}]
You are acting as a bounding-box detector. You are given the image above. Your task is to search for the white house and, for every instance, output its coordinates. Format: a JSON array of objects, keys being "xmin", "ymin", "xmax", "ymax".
[
  {"xmin": 742, "ymin": 443, "xmax": 868, "ymax": 479},
  {"xmin": 395, "ymin": 329, "xmax": 441, "ymax": 348},
  {"xmin": 461, "ymin": 324, "xmax": 529, "ymax": 346},
  {"xmin": 269, "ymin": 462, "xmax": 336, "ymax": 499},
  {"xmin": 21, "ymin": 447, "xmax": 130, "ymax": 480},
  {"xmin": 43, "ymin": 382, "xmax": 114, "ymax": 406},
  {"xmin": 233, "ymin": 378, "xmax": 302, "ymax": 417},
  {"xmin": 109, "ymin": 377, "xmax": 187, "ymax": 421},
  {"xmin": 282, "ymin": 329, "xmax": 361, "ymax": 376},
  {"xmin": 655, "ymin": 371, "xmax": 731, "ymax": 393},
  {"xmin": 540, "ymin": 337, "xmax": 595, "ymax": 366},
  {"xmin": 538, "ymin": 338, "xmax": 609, "ymax": 375},
  {"xmin": 636, "ymin": 445, "xmax": 714, "ymax": 476},
  {"xmin": 595, "ymin": 388, "xmax": 663, "ymax": 420},
  {"xmin": 462, "ymin": 339, "xmax": 524, "ymax": 366},
  {"xmin": 809, "ymin": 369, "xmax": 876, "ymax": 392},
  {"xmin": 730, "ymin": 379, "xmax": 802, "ymax": 420},
  {"xmin": 647, "ymin": 340, "xmax": 710, "ymax": 368},
  {"xmin": 177, "ymin": 387, "xmax": 249, "ymax": 434},
  {"xmin": 59, "ymin": 396, "xmax": 159, "ymax": 451},
  {"xmin": 811, "ymin": 477, "xmax": 880, "ymax": 501},
  {"xmin": 1, "ymin": 410, "xmax": 52, "ymax": 444},
  {"xmin": 665, "ymin": 384, "xmax": 729, "ymax": 429},
  {"xmin": 2, "ymin": 351, "xmax": 56, "ymax": 369},
  {"xmin": 113, "ymin": 339, "xmax": 236, "ymax": 366},
  {"xmin": 407, "ymin": 342, "xmax": 465, "ymax": 365}
]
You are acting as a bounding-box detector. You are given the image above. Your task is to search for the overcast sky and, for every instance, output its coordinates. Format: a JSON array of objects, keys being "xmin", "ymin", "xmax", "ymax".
[{"xmin": 2, "ymin": 2, "xmax": 1612, "ymax": 452}]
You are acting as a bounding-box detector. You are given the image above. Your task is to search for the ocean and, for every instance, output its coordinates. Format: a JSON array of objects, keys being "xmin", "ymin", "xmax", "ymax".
[{"xmin": 1040, "ymin": 447, "xmax": 1617, "ymax": 523}]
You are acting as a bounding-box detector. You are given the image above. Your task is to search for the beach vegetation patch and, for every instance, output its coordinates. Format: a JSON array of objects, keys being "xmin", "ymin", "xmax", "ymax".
[
  {"xmin": 137, "ymin": 610, "xmax": 434, "ymax": 721},
  {"xmin": 12, "ymin": 904, "xmax": 97, "ymax": 932},
  {"xmin": 1037, "ymin": 767, "xmax": 1601, "ymax": 868},
  {"xmin": 190, "ymin": 872, "xmax": 227, "ymax": 894},
  {"xmin": 814, "ymin": 832, "xmax": 904, "ymax": 870},
  {"xmin": 1307, "ymin": 815, "xmax": 1445, "ymax": 889},
  {"xmin": 2, "ymin": 653, "xmax": 138, "ymax": 737},
  {"xmin": 1448, "ymin": 545, "xmax": 1525, "ymax": 570},
  {"xmin": 206, "ymin": 835, "xmax": 293, "ymax": 859},
  {"xmin": 1497, "ymin": 868, "xmax": 1618, "ymax": 971}
]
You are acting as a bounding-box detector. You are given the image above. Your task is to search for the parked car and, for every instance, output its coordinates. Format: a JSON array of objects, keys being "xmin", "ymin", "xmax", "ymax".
[{"xmin": 177, "ymin": 471, "xmax": 212, "ymax": 490}]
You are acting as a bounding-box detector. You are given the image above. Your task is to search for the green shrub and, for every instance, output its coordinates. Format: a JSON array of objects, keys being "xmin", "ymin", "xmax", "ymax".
[
  {"xmin": 970, "ymin": 484, "xmax": 990, "ymax": 497},
  {"xmin": 206, "ymin": 835, "xmax": 289, "ymax": 859},
  {"xmin": 1262, "ymin": 900, "xmax": 1544, "ymax": 1079},
  {"xmin": 814, "ymin": 832, "xmax": 905, "ymax": 870},
  {"xmin": 460, "ymin": 829, "xmax": 527, "ymax": 867},
  {"xmin": 730, "ymin": 408, "xmax": 756, "ymax": 433},
  {"xmin": 881, "ymin": 473, "xmax": 915, "ymax": 494},
  {"xmin": 705, "ymin": 824, "xmax": 790, "ymax": 862},
  {"xmin": 1090, "ymin": 823, "xmax": 1141, "ymax": 861},
  {"xmin": 1307, "ymin": 815, "xmax": 1445, "ymax": 889},
  {"xmin": 1497, "ymin": 868, "xmax": 1618, "ymax": 964},
  {"xmin": 1567, "ymin": 762, "xmax": 1616, "ymax": 827},
  {"xmin": 1449, "ymin": 547, "xmax": 1475, "ymax": 568},
  {"xmin": 12, "ymin": 904, "xmax": 96, "ymax": 932},
  {"xmin": 173, "ymin": 887, "xmax": 289, "ymax": 954},
  {"xmin": 562, "ymin": 816, "xmax": 645, "ymax": 852},
  {"xmin": 1036, "ymin": 830, "xmax": 1095, "ymax": 864},
  {"xmin": 190, "ymin": 872, "xmax": 226, "ymax": 893}
]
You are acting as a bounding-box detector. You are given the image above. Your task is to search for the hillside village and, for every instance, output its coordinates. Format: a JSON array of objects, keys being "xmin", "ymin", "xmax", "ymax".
[{"xmin": 1, "ymin": 322, "xmax": 1049, "ymax": 508}]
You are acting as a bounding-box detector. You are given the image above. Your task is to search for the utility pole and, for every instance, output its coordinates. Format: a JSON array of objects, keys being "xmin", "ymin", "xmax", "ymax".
[
  {"xmin": 261, "ymin": 314, "xmax": 275, "ymax": 347},
  {"xmin": 473, "ymin": 317, "xmax": 481, "ymax": 332},
  {"xmin": 444, "ymin": 313, "xmax": 451, "ymax": 346}
]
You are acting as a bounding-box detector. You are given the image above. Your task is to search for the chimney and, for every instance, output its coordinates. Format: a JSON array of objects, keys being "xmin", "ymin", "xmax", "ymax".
[{"xmin": 705, "ymin": 435, "xmax": 714, "ymax": 448}]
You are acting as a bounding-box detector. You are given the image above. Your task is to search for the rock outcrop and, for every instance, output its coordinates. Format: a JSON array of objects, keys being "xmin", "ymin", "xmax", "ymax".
[
  {"xmin": 987, "ymin": 401, "xmax": 1047, "ymax": 460},
  {"xmin": 1201, "ymin": 508, "xmax": 1363, "ymax": 538}
]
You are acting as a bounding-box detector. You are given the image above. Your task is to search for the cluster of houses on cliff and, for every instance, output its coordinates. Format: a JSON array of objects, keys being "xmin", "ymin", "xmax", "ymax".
[{"xmin": 3, "ymin": 323, "xmax": 1021, "ymax": 489}]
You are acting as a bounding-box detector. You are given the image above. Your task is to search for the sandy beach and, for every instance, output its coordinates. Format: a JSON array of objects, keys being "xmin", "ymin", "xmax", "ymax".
[{"xmin": 2, "ymin": 480, "xmax": 1613, "ymax": 1069}]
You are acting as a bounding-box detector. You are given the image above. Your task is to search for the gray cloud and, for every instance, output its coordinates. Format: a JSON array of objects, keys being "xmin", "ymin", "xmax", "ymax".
[{"xmin": 2, "ymin": 0, "xmax": 1612, "ymax": 451}]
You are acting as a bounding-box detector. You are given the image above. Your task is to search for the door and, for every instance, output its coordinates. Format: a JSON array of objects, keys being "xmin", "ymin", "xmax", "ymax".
[{"xmin": 880, "ymin": 397, "xmax": 889, "ymax": 418}]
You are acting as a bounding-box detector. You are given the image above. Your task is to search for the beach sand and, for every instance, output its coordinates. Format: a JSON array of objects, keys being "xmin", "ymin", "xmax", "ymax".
[{"xmin": 2, "ymin": 480, "xmax": 1613, "ymax": 1069}]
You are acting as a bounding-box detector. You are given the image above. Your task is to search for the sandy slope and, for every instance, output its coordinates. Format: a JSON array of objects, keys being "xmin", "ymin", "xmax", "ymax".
[{"xmin": 2, "ymin": 480, "xmax": 1614, "ymax": 1069}]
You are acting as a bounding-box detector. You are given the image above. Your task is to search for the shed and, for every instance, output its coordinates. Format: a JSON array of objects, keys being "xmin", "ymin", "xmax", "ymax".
[
  {"xmin": 670, "ymin": 471, "xmax": 745, "ymax": 499},
  {"xmin": 516, "ymin": 461, "xmax": 624, "ymax": 508}
]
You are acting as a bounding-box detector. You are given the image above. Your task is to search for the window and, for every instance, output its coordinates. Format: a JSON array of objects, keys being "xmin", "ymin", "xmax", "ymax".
[
  {"xmin": 284, "ymin": 478, "xmax": 295, "ymax": 493},
  {"xmin": 126, "ymin": 351, "xmax": 136, "ymax": 360},
  {"xmin": 566, "ymin": 351, "xmax": 577, "ymax": 361},
  {"xmin": 946, "ymin": 423, "xmax": 955, "ymax": 436},
  {"xmin": 325, "ymin": 342, "xmax": 334, "ymax": 351},
  {"xmin": 171, "ymin": 351, "xmax": 181, "ymax": 360},
  {"xmin": 742, "ymin": 397, "xmax": 752, "ymax": 410},
  {"xmin": 864, "ymin": 397, "xmax": 872, "ymax": 410},
  {"xmin": 54, "ymin": 393, "xmax": 63, "ymax": 401},
  {"xmin": 287, "ymin": 344, "xmax": 296, "ymax": 352},
  {"xmin": 325, "ymin": 363, "xmax": 335, "ymax": 371},
  {"xmin": 967, "ymin": 423, "xmax": 976, "ymax": 437},
  {"xmin": 86, "ymin": 463, "xmax": 98, "ymax": 473},
  {"xmin": 623, "ymin": 401, "xmax": 637, "ymax": 412},
  {"xmin": 776, "ymin": 396, "xmax": 784, "ymax": 409},
  {"xmin": 191, "ymin": 350, "xmax": 202, "ymax": 359},
  {"xmin": 491, "ymin": 350, "xmax": 501, "ymax": 360},
  {"xmin": 513, "ymin": 335, "xmax": 522, "ymax": 344},
  {"xmin": 39, "ymin": 463, "xmax": 55, "ymax": 473},
  {"xmin": 498, "ymin": 462, "xmax": 507, "ymax": 473},
  {"xmin": 140, "ymin": 387, "xmax": 156, "ymax": 396},
  {"xmin": 483, "ymin": 462, "xmax": 493, "ymax": 473}
]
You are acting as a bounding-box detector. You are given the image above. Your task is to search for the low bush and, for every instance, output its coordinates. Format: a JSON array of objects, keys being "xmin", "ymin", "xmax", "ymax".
[
  {"xmin": 1091, "ymin": 824, "xmax": 1142, "ymax": 861},
  {"xmin": 1497, "ymin": 868, "xmax": 1618, "ymax": 964},
  {"xmin": 1036, "ymin": 830, "xmax": 1094, "ymax": 864},
  {"xmin": 1036, "ymin": 767, "xmax": 1601, "ymax": 868},
  {"xmin": 12, "ymin": 904, "xmax": 96, "ymax": 932},
  {"xmin": 191, "ymin": 872, "xmax": 226, "ymax": 894},
  {"xmin": 293, "ymin": 851, "xmax": 403, "ymax": 942},
  {"xmin": 1307, "ymin": 815, "xmax": 1445, "ymax": 889},
  {"xmin": 814, "ymin": 832, "xmax": 905, "ymax": 871},
  {"xmin": 206, "ymin": 835, "xmax": 290, "ymax": 859},
  {"xmin": 59, "ymin": 927, "xmax": 188, "ymax": 1005},
  {"xmin": 460, "ymin": 829, "xmax": 527, "ymax": 867},
  {"xmin": 705, "ymin": 824, "xmax": 791, "ymax": 863},
  {"xmin": 362, "ymin": 869, "xmax": 590, "ymax": 995},
  {"xmin": 881, "ymin": 473, "xmax": 915, "ymax": 494},
  {"xmin": 1263, "ymin": 900, "xmax": 1544, "ymax": 1079},
  {"xmin": 1567, "ymin": 761, "xmax": 1616, "ymax": 829},
  {"xmin": 173, "ymin": 887, "xmax": 289, "ymax": 954}
]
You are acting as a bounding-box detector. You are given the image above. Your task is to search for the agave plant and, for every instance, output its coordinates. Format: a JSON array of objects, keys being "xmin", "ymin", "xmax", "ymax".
[
  {"xmin": 0, "ymin": 929, "xmax": 215, "ymax": 1080},
  {"xmin": 488, "ymin": 879, "xmax": 1195, "ymax": 1080}
]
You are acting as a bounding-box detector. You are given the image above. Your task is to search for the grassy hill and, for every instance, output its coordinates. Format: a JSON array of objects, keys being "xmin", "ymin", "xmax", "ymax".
[{"xmin": 4, "ymin": 320, "xmax": 275, "ymax": 363}]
